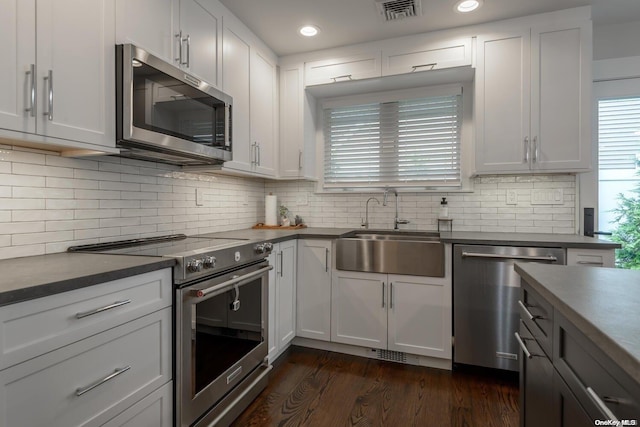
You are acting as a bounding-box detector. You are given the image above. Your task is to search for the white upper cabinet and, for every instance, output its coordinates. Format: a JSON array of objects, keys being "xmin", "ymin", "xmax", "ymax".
[
  {"xmin": 177, "ymin": 0, "xmax": 222, "ymax": 88},
  {"xmin": 115, "ymin": 0, "xmax": 175, "ymax": 63},
  {"xmin": 249, "ymin": 48, "xmax": 277, "ymax": 176},
  {"xmin": 0, "ymin": 0, "xmax": 116, "ymax": 151},
  {"xmin": 304, "ymin": 52, "xmax": 382, "ymax": 86},
  {"xmin": 381, "ymin": 37, "xmax": 472, "ymax": 76},
  {"xmin": 115, "ymin": 0, "xmax": 221, "ymax": 88},
  {"xmin": 475, "ymin": 20, "xmax": 592, "ymax": 174},
  {"xmin": 278, "ymin": 64, "xmax": 304, "ymax": 178}
]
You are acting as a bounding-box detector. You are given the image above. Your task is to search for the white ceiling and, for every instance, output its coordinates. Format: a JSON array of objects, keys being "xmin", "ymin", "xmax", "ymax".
[{"xmin": 218, "ymin": 0, "xmax": 640, "ymax": 57}]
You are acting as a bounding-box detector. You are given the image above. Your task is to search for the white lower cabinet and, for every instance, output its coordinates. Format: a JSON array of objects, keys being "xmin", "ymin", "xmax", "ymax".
[
  {"xmin": 267, "ymin": 240, "xmax": 297, "ymax": 362},
  {"xmin": 296, "ymin": 239, "xmax": 332, "ymax": 341},
  {"xmin": 331, "ymin": 270, "xmax": 452, "ymax": 359},
  {"xmin": 102, "ymin": 381, "xmax": 173, "ymax": 427},
  {"xmin": 566, "ymin": 248, "xmax": 615, "ymax": 267},
  {"xmin": 0, "ymin": 308, "xmax": 172, "ymax": 427}
]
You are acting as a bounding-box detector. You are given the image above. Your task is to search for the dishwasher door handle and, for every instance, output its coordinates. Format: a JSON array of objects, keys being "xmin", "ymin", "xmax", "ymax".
[{"xmin": 461, "ymin": 252, "xmax": 558, "ymax": 262}]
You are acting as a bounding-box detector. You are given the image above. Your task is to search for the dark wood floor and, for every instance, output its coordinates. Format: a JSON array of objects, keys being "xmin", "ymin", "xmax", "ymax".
[{"xmin": 232, "ymin": 346, "xmax": 519, "ymax": 427}]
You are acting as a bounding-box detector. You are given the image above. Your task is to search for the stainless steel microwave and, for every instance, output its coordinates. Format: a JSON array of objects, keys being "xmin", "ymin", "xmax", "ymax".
[{"xmin": 116, "ymin": 44, "xmax": 232, "ymax": 166}]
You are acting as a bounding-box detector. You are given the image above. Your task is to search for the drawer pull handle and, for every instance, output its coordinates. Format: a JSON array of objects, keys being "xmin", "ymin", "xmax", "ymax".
[
  {"xmin": 411, "ymin": 63, "xmax": 437, "ymax": 71},
  {"xmin": 462, "ymin": 252, "xmax": 558, "ymax": 262},
  {"xmin": 586, "ymin": 387, "xmax": 619, "ymax": 422},
  {"xmin": 76, "ymin": 300, "xmax": 132, "ymax": 319},
  {"xmin": 518, "ymin": 300, "xmax": 542, "ymax": 321},
  {"xmin": 514, "ymin": 332, "xmax": 533, "ymax": 359},
  {"xmin": 76, "ymin": 366, "xmax": 131, "ymax": 396},
  {"xmin": 577, "ymin": 261, "xmax": 604, "ymax": 266},
  {"xmin": 330, "ymin": 74, "xmax": 352, "ymax": 82}
]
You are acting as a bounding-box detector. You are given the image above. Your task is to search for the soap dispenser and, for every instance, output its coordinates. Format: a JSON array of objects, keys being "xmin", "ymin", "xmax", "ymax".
[{"xmin": 439, "ymin": 197, "xmax": 449, "ymax": 218}]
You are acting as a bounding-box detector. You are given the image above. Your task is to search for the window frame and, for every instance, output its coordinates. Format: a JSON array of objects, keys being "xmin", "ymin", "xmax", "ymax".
[{"xmin": 315, "ymin": 83, "xmax": 474, "ymax": 193}]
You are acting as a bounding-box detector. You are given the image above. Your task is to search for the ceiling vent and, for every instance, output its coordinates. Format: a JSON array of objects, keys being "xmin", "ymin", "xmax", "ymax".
[{"xmin": 375, "ymin": 0, "xmax": 422, "ymax": 22}]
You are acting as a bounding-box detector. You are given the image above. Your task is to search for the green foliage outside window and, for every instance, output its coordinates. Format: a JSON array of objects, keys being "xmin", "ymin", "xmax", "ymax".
[{"xmin": 611, "ymin": 181, "xmax": 640, "ymax": 269}]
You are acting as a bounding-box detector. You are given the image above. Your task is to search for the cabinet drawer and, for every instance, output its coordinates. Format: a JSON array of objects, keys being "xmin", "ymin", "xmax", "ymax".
[
  {"xmin": 382, "ymin": 37, "xmax": 472, "ymax": 76},
  {"xmin": 519, "ymin": 281, "xmax": 553, "ymax": 357},
  {"xmin": 0, "ymin": 308, "xmax": 172, "ymax": 427},
  {"xmin": 304, "ymin": 52, "xmax": 381, "ymax": 86},
  {"xmin": 103, "ymin": 381, "xmax": 172, "ymax": 427},
  {"xmin": 0, "ymin": 268, "xmax": 171, "ymax": 370},
  {"xmin": 554, "ymin": 313, "xmax": 640, "ymax": 422},
  {"xmin": 566, "ymin": 248, "xmax": 615, "ymax": 267}
]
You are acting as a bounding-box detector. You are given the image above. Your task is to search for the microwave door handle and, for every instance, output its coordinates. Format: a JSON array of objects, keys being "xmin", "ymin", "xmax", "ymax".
[
  {"xmin": 190, "ymin": 265, "xmax": 273, "ymax": 299},
  {"xmin": 225, "ymin": 105, "xmax": 231, "ymax": 147}
]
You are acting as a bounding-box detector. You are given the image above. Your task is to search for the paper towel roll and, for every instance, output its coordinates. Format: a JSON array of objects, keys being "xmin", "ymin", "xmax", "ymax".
[{"xmin": 265, "ymin": 194, "xmax": 278, "ymax": 226}]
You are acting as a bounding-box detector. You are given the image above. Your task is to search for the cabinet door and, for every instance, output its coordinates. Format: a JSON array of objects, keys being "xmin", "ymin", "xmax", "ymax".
[
  {"xmin": 475, "ymin": 30, "xmax": 531, "ymax": 173},
  {"xmin": 102, "ymin": 381, "xmax": 173, "ymax": 427},
  {"xmin": 382, "ymin": 37, "xmax": 472, "ymax": 76},
  {"xmin": 250, "ymin": 48, "xmax": 277, "ymax": 176},
  {"xmin": 279, "ymin": 64, "xmax": 304, "ymax": 178},
  {"xmin": 387, "ymin": 274, "xmax": 451, "ymax": 358},
  {"xmin": 304, "ymin": 52, "xmax": 382, "ymax": 86},
  {"xmin": 552, "ymin": 370, "xmax": 592, "ymax": 427},
  {"xmin": 566, "ymin": 248, "xmax": 615, "ymax": 267},
  {"xmin": 531, "ymin": 21, "xmax": 591, "ymax": 172},
  {"xmin": 518, "ymin": 321, "xmax": 555, "ymax": 427},
  {"xmin": 0, "ymin": 0, "xmax": 36, "ymax": 134},
  {"xmin": 179, "ymin": 0, "xmax": 221, "ymax": 88},
  {"xmin": 221, "ymin": 25, "xmax": 252, "ymax": 172},
  {"xmin": 331, "ymin": 270, "xmax": 387, "ymax": 348},
  {"xmin": 296, "ymin": 239, "xmax": 332, "ymax": 341},
  {"xmin": 276, "ymin": 240, "xmax": 297, "ymax": 350},
  {"xmin": 115, "ymin": 0, "xmax": 175, "ymax": 63},
  {"xmin": 36, "ymin": 0, "xmax": 115, "ymax": 147}
]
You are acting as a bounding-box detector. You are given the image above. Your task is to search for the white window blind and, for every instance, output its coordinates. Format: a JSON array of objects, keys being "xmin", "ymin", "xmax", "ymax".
[
  {"xmin": 323, "ymin": 91, "xmax": 462, "ymax": 188},
  {"xmin": 598, "ymin": 97, "xmax": 640, "ymax": 170}
]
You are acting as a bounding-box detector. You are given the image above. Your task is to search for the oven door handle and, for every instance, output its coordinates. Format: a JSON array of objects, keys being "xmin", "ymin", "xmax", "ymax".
[{"xmin": 191, "ymin": 265, "xmax": 273, "ymax": 298}]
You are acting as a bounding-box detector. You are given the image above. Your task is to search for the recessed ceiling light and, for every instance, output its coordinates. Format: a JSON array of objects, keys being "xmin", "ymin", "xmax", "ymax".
[
  {"xmin": 299, "ymin": 25, "xmax": 320, "ymax": 37},
  {"xmin": 455, "ymin": 0, "xmax": 483, "ymax": 13}
]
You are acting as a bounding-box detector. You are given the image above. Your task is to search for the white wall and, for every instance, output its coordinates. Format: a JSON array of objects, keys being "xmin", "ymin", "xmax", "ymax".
[
  {"xmin": 267, "ymin": 175, "xmax": 576, "ymax": 233},
  {"xmin": 594, "ymin": 20, "xmax": 640, "ymax": 60},
  {"xmin": 0, "ymin": 144, "xmax": 265, "ymax": 260}
]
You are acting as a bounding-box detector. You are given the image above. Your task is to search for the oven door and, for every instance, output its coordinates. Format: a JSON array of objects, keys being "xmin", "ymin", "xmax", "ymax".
[{"xmin": 176, "ymin": 260, "xmax": 271, "ymax": 427}]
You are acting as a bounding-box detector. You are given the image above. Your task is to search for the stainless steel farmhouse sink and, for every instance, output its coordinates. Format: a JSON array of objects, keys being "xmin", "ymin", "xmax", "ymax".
[{"xmin": 336, "ymin": 230, "xmax": 445, "ymax": 277}]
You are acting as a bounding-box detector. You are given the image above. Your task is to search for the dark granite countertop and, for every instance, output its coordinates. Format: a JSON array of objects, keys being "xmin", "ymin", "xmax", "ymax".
[
  {"xmin": 514, "ymin": 263, "xmax": 640, "ymax": 385},
  {"xmin": 0, "ymin": 253, "xmax": 175, "ymax": 307},
  {"xmin": 204, "ymin": 227, "xmax": 620, "ymax": 249}
]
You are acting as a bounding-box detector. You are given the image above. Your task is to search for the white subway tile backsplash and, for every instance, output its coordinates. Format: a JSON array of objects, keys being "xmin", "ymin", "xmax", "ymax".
[{"xmin": 12, "ymin": 230, "xmax": 74, "ymax": 246}]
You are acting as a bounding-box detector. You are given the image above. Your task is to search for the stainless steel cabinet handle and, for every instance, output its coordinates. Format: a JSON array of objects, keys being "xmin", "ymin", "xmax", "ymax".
[
  {"xmin": 250, "ymin": 142, "xmax": 256, "ymax": 165},
  {"xmin": 577, "ymin": 261, "xmax": 604, "ymax": 266},
  {"xmin": 390, "ymin": 282, "xmax": 394, "ymax": 309},
  {"xmin": 514, "ymin": 332, "xmax": 532, "ymax": 359},
  {"xmin": 524, "ymin": 136, "xmax": 530, "ymax": 163},
  {"xmin": 382, "ymin": 282, "xmax": 385, "ymax": 308},
  {"xmin": 411, "ymin": 63, "xmax": 437, "ymax": 72},
  {"xmin": 76, "ymin": 299, "xmax": 131, "ymax": 319},
  {"xmin": 175, "ymin": 31, "xmax": 183, "ymax": 63},
  {"xmin": 330, "ymin": 74, "xmax": 352, "ymax": 82},
  {"xmin": 185, "ymin": 34, "xmax": 191, "ymax": 68},
  {"xmin": 76, "ymin": 366, "xmax": 131, "ymax": 396},
  {"xmin": 325, "ymin": 248, "xmax": 329, "ymax": 272},
  {"xmin": 586, "ymin": 387, "xmax": 619, "ymax": 422},
  {"xmin": 256, "ymin": 143, "xmax": 261, "ymax": 166},
  {"xmin": 279, "ymin": 250, "xmax": 284, "ymax": 277},
  {"xmin": 298, "ymin": 150, "xmax": 303, "ymax": 170},
  {"xmin": 180, "ymin": 34, "xmax": 190, "ymax": 66},
  {"xmin": 518, "ymin": 300, "xmax": 541, "ymax": 321},
  {"xmin": 461, "ymin": 252, "xmax": 558, "ymax": 262},
  {"xmin": 43, "ymin": 70, "xmax": 53, "ymax": 121},
  {"xmin": 192, "ymin": 265, "xmax": 273, "ymax": 298},
  {"xmin": 25, "ymin": 64, "xmax": 36, "ymax": 116},
  {"xmin": 533, "ymin": 136, "xmax": 538, "ymax": 163}
]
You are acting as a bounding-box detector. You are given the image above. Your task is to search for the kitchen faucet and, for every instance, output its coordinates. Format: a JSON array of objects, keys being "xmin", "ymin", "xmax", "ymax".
[
  {"xmin": 362, "ymin": 197, "xmax": 380, "ymax": 229},
  {"xmin": 383, "ymin": 187, "xmax": 410, "ymax": 230}
]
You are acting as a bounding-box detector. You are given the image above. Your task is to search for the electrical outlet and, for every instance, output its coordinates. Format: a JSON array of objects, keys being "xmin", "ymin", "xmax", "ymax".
[
  {"xmin": 196, "ymin": 188, "xmax": 204, "ymax": 206},
  {"xmin": 296, "ymin": 193, "xmax": 308, "ymax": 206},
  {"xmin": 531, "ymin": 189, "xmax": 564, "ymax": 205},
  {"xmin": 506, "ymin": 190, "xmax": 517, "ymax": 205}
]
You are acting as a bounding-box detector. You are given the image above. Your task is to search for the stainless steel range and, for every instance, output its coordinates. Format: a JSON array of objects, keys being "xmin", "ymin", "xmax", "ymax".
[{"xmin": 69, "ymin": 234, "xmax": 274, "ymax": 427}]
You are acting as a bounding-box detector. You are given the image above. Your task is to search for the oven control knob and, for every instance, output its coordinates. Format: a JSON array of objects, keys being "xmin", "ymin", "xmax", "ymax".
[
  {"xmin": 263, "ymin": 243, "xmax": 273, "ymax": 253},
  {"xmin": 203, "ymin": 256, "xmax": 216, "ymax": 269},
  {"xmin": 187, "ymin": 259, "xmax": 203, "ymax": 273},
  {"xmin": 254, "ymin": 243, "xmax": 266, "ymax": 254}
]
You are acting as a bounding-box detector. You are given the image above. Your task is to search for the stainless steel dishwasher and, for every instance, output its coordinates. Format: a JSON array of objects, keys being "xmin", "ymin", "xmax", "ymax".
[{"xmin": 453, "ymin": 244, "xmax": 565, "ymax": 371}]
